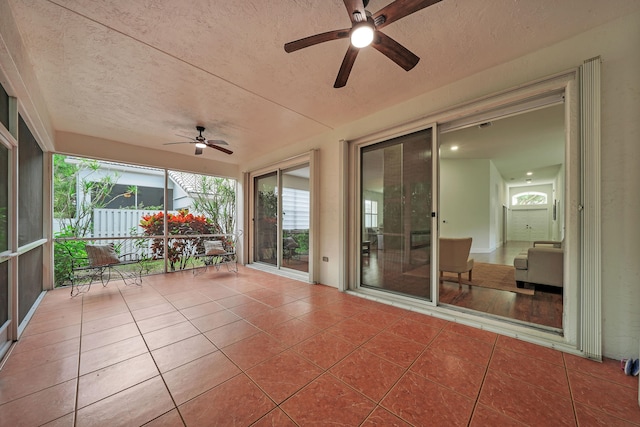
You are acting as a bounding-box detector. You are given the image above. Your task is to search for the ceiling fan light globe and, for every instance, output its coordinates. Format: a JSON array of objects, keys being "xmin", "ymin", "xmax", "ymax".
[
  {"xmin": 351, "ymin": 24, "xmax": 374, "ymax": 48},
  {"xmin": 195, "ymin": 142, "xmax": 207, "ymax": 148}
]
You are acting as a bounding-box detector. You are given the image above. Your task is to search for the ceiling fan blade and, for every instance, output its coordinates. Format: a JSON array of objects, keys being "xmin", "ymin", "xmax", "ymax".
[
  {"xmin": 195, "ymin": 146, "xmax": 203, "ymax": 155},
  {"xmin": 208, "ymin": 143, "xmax": 233, "ymax": 155},
  {"xmin": 372, "ymin": 31, "xmax": 420, "ymax": 71},
  {"xmin": 284, "ymin": 29, "xmax": 350, "ymax": 53},
  {"xmin": 343, "ymin": 0, "xmax": 367, "ymax": 24},
  {"xmin": 206, "ymin": 139, "xmax": 228, "ymax": 146},
  {"xmin": 373, "ymin": 0, "xmax": 442, "ymax": 30},
  {"xmin": 163, "ymin": 141, "xmax": 191, "ymax": 145},
  {"xmin": 334, "ymin": 45, "xmax": 359, "ymax": 88}
]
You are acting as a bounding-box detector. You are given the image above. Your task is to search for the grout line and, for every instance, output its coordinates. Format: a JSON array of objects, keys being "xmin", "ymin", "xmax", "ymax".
[{"xmin": 73, "ymin": 293, "xmax": 84, "ymax": 427}]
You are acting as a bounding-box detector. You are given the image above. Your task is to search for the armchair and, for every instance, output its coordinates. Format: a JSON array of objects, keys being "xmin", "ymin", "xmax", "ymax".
[{"xmin": 439, "ymin": 237, "xmax": 474, "ymax": 288}]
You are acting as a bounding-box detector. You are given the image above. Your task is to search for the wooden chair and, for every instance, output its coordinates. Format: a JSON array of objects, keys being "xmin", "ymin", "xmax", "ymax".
[{"xmin": 439, "ymin": 237, "xmax": 474, "ymax": 288}]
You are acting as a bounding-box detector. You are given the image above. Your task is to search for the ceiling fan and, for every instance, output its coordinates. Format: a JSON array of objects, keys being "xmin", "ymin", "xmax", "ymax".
[
  {"xmin": 284, "ymin": 0, "xmax": 441, "ymax": 88},
  {"xmin": 164, "ymin": 126, "xmax": 233, "ymax": 155}
]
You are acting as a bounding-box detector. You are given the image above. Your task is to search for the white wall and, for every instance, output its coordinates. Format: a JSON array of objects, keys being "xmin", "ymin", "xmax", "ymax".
[{"xmin": 439, "ymin": 159, "xmax": 491, "ymax": 251}]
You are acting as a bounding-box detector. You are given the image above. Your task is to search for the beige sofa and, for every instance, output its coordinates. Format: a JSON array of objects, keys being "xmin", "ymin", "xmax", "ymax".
[{"xmin": 513, "ymin": 241, "xmax": 564, "ymax": 288}]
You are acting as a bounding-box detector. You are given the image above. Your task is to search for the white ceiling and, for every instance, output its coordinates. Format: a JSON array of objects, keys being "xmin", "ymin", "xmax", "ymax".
[{"xmin": 5, "ymin": 0, "xmax": 639, "ymax": 172}]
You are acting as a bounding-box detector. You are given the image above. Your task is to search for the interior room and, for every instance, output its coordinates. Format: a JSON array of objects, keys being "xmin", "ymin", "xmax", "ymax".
[{"xmin": 1, "ymin": 0, "xmax": 639, "ymax": 425}]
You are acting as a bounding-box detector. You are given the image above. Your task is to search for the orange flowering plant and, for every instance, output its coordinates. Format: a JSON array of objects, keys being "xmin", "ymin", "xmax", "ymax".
[{"xmin": 140, "ymin": 209, "xmax": 219, "ymax": 270}]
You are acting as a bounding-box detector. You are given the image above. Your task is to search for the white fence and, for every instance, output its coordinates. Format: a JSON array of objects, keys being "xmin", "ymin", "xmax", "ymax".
[
  {"xmin": 53, "ymin": 209, "xmax": 177, "ymax": 237},
  {"xmin": 93, "ymin": 209, "xmax": 173, "ymax": 237}
]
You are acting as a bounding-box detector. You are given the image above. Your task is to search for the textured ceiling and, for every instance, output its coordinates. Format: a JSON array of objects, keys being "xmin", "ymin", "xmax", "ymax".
[{"xmin": 5, "ymin": 0, "xmax": 640, "ymax": 169}]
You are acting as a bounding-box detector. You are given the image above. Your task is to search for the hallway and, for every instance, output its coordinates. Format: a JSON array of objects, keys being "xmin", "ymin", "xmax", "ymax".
[{"xmin": 0, "ymin": 267, "xmax": 638, "ymax": 426}]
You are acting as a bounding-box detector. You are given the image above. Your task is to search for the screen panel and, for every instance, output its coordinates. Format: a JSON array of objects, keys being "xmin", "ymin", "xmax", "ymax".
[{"xmin": 18, "ymin": 115, "xmax": 43, "ymax": 246}]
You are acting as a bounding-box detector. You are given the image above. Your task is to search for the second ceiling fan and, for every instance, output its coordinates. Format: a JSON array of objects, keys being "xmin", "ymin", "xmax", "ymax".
[
  {"xmin": 284, "ymin": 0, "xmax": 442, "ymax": 88},
  {"xmin": 164, "ymin": 126, "xmax": 232, "ymax": 156}
]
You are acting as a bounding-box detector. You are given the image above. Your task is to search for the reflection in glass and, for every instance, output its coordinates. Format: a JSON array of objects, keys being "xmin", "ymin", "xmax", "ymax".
[
  {"xmin": 281, "ymin": 165, "xmax": 309, "ymax": 273},
  {"xmin": 254, "ymin": 173, "xmax": 278, "ymax": 266},
  {"xmin": 360, "ymin": 129, "xmax": 432, "ymax": 300}
]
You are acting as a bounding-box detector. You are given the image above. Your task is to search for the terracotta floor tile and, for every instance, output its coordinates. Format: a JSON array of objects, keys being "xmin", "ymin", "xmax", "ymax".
[
  {"xmin": 151, "ymin": 334, "xmax": 217, "ymax": 373},
  {"xmin": 278, "ymin": 300, "xmax": 315, "ymax": 317},
  {"xmin": 352, "ymin": 308, "xmax": 405, "ymax": 329},
  {"xmin": 165, "ymin": 292, "xmax": 209, "ymax": 310},
  {"xmin": 41, "ymin": 413, "xmax": 75, "ymax": 427},
  {"xmin": 179, "ymin": 374, "xmax": 274, "ymax": 426},
  {"xmin": 564, "ymin": 353, "xmax": 639, "ymax": 389},
  {"xmin": 294, "ymin": 331, "xmax": 356, "ymax": 369},
  {"xmin": 79, "ymin": 335, "xmax": 148, "ymax": 375},
  {"xmin": 574, "ymin": 402, "xmax": 639, "ymax": 427},
  {"xmin": 362, "ymin": 331, "xmax": 425, "ymax": 368},
  {"xmin": 216, "ymin": 293, "xmax": 257, "ymax": 308},
  {"xmin": 12, "ymin": 324, "xmax": 81, "ymax": 354},
  {"xmin": 385, "ymin": 316, "xmax": 441, "ymax": 345},
  {"xmin": 76, "ymin": 376, "xmax": 173, "ymax": 427},
  {"xmin": 7, "ymin": 269, "xmax": 639, "ymax": 427},
  {"xmin": 297, "ymin": 308, "xmax": 347, "ymax": 329},
  {"xmin": 179, "ymin": 301, "xmax": 225, "ymax": 320},
  {"xmin": 281, "ymin": 373, "xmax": 375, "ymax": 426},
  {"xmin": 411, "ymin": 347, "xmax": 486, "ymax": 398},
  {"xmin": 130, "ymin": 302, "xmax": 177, "ymax": 322},
  {"xmin": 489, "ymin": 346, "xmax": 570, "ymax": 397},
  {"xmin": 1, "ymin": 337, "xmax": 79, "ymax": 373},
  {"xmin": 189, "ymin": 309, "xmax": 241, "ymax": 333},
  {"xmin": 252, "ymin": 408, "xmax": 297, "ymax": 427},
  {"xmin": 428, "ymin": 329, "xmax": 494, "ymax": 366},
  {"xmin": 470, "ymin": 404, "xmax": 527, "ymax": 426},
  {"xmin": 497, "ymin": 335, "xmax": 564, "ymax": 366},
  {"xmin": 0, "ymin": 379, "xmax": 76, "ymax": 427},
  {"xmin": 222, "ymin": 332, "xmax": 285, "ymax": 370},
  {"xmin": 326, "ymin": 317, "xmax": 381, "ymax": 346},
  {"xmin": 142, "ymin": 321, "xmax": 201, "ymax": 351},
  {"xmin": 331, "ymin": 348, "xmax": 406, "ymax": 402},
  {"xmin": 25, "ymin": 311, "xmax": 81, "ymax": 335},
  {"xmin": 568, "ymin": 370, "xmax": 640, "ymax": 423},
  {"xmin": 143, "ymin": 409, "xmax": 185, "ymax": 427},
  {"xmin": 245, "ymin": 308, "xmax": 294, "ymax": 331},
  {"xmin": 81, "ymin": 312, "xmax": 134, "ymax": 336},
  {"xmin": 162, "ymin": 351, "xmax": 241, "ymax": 405},
  {"xmin": 381, "ymin": 371, "xmax": 475, "ymax": 427},
  {"xmin": 267, "ymin": 318, "xmax": 322, "ymax": 347},
  {"xmin": 227, "ymin": 300, "xmax": 272, "ymax": 318},
  {"xmin": 203, "ymin": 319, "xmax": 261, "ymax": 348},
  {"xmin": 80, "ymin": 322, "xmax": 140, "ymax": 352},
  {"xmin": 0, "ymin": 355, "xmax": 79, "ymax": 405},
  {"xmin": 77, "ymin": 353, "xmax": 159, "ymax": 408},
  {"xmin": 445, "ymin": 322, "xmax": 498, "ymax": 344},
  {"xmin": 479, "ymin": 370, "xmax": 575, "ymax": 426},
  {"xmin": 247, "ymin": 349, "xmax": 322, "ymax": 403},
  {"xmin": 136, "ymin": 310, "xmax": 186, "ymax": 334},
  {"xmin": 258, "ymin": 293, "xmax": 298, "ymax": 308},
  {"xmin": 405, "ymin": 311, "xmax": 451, "ymax": 329},
  {"xmin": 361, "ymin": 406, "xmax": 412, "ymax": 426}
]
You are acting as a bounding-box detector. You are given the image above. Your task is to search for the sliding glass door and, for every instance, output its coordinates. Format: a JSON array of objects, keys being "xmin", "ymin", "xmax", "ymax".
[
  {"xmin": 254, "ymin": 172, "xmax": 278, "ymax": 266},
  {"xmin": 250, "ymin": 153, "xmax": 315, "ymax": 281},
  {"xmin": 359, "ymin": 128, "xmax": 435, "ymax": 300}
]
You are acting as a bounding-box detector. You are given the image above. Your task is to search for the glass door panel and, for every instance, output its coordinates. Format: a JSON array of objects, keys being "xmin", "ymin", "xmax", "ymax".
[
  {"xmin": 360, "ymin": 128, "xmax": 433, "ymax": 300},
  {"xmin": 254, "ymin": 172, "xmax": 278, "ymax": 266},
  {"xmin": 0, "ymin": 142, "xmax": 9, "ymax": 328},
  {"xmin": 281, "ymin": 165, "xmax": 309, "ymax": 273}
]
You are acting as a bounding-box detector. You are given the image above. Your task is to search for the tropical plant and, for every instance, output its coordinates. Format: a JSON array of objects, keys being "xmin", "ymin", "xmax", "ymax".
[{"xmin": 139, "ymin": 209, "xmax": 216, "ymax": 271}]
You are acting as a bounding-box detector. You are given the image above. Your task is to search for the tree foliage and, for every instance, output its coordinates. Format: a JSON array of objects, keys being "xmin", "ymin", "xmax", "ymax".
[{"xmin": 190, "ymin": 176, "xmax": 236, "ymax": 234}]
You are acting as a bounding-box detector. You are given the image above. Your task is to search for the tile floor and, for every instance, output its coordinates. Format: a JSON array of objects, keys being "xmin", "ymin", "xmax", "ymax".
[{"xmin": 0, "ymin": 266, "xmax": 638, "ymax": 426}]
